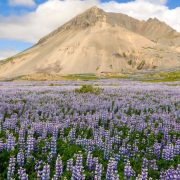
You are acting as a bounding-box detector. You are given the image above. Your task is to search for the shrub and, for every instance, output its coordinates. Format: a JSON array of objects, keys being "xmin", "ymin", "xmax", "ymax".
[
  {"xmin": 128, "ymin": 60, "xmax": 133, "ymax": 65},
  {"xmin": 122, "ymin": 52, "xmax": 127, "ymax": 58},
  {"xmin": 75, "ymin": 84, "xmax": 102, "ymax": 94},
  {"xmin": 137, "ymin": 60, "xmax": 145, "ymax": 70}
]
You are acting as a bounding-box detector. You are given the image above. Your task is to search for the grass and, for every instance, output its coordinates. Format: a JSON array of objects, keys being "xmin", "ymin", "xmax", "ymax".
[
  {"xmin": 63, "ymin": 73, "xmax": 128, "ymax": 81},
  {"xmin": 142, "ymin": 71, "xmax": 180, "ymax": 82},
  {"xmin": 63, "ymin": 74, "xmax": 99, "ymax": 81},
  {"xmin": 1, "ymin": 68, "xmax": 179, "ymax": 82},
  {"xmin": 102, "ymin": 73, "xmax": 129, "ymax": 79}
]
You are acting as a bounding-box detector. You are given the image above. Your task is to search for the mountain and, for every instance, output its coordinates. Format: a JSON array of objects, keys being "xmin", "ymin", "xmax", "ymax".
[{"xmin": 0, "ymin": 6, "xmax": 180, "ymax": 80}]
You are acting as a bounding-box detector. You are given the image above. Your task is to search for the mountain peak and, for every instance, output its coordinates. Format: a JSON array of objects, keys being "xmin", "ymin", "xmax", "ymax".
[
  {"xmin": 145, "ymin": 17, "xmax": 177, "ymax": 34},
  {"xmin": 85, "ymin": 6, "xmax": 104, "ymax": 14},
  {"xmin": 38, "ymin": 7, "xmax": 106, "ymax": 44},
  {"xmin": 147, "ymin": 17, "xmax": 163, "ymax": 24},
  {"xmin": 61, "ymin": 6, "xmax": 106, "ymax": 30}
]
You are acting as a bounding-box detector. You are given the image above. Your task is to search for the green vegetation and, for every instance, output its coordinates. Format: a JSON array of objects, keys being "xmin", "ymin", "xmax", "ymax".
[
  {"xmin": 49, "ymin": 83, "xmax": 62, "ymax": 86},
  {"xmin": 127, "ymin": 59, "xmax": 133, "ymax": 65},
  {"xmin": 96, "ymin": 66, "xmax": 100, "ymax": 71},
  {"xmin": 75, "ymin": 84, "xmax": 103, "ymax": 94},
  {"xmin": 104, "ymin": 74, "xmax": 128, "ymax": 79},
  {"xmin": 63, "ymin": 74, "xmax": 99, "ymax": 81},
  {"xmin": 143, "ymin": 71, "xmax": 180, "ymax": 82}
]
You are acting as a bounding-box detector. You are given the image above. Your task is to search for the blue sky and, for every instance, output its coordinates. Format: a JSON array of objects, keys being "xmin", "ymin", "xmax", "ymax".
[
  {"xmin": 103, "ymin": 0, "xmax": 180, "ymax": 9},
  {"xmin": 0, "ymin": 0, "xmax": 180, "ymax": 59},
  {"xmin": 1, "ymin": 0, "xmax": 179, "ymax": 15}
]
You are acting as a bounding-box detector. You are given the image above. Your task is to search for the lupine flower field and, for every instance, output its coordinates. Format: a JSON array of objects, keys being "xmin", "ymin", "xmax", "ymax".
[{"xmin": 0, "ymin": 80, "xmax": 179, "ymax": 180}]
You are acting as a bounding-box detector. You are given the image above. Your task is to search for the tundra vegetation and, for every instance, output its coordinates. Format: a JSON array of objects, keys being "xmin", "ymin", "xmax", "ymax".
[{"xmin": 0, "ymin": 80, "xmax": 179, "ymax": 179}]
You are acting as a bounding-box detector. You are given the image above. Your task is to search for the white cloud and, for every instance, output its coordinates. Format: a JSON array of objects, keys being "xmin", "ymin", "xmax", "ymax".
[
  {"xmin": 0, "ymin": 0, "xmax": 99, "ymax": 43},
  {"xmin": 101, "ymin": 1, "xmax": 168, "ymax": 19},
  {"xmin": 101, "ymin": 0, "xmax": 180, "ymax": 32},
  {"xmin": 9, "ymin": 0, "xmax": 36, "ymax": 7},
  {"xmin": 0, "ymin": 0, "xmax": 179, "ymax": 45},
  {"xmin": 0, "ymin": 49, "xmax": 20, "ymax": 60},
  {"xmin": 136, "ymin": 0, "xmax": 167, "ymax": 5}
]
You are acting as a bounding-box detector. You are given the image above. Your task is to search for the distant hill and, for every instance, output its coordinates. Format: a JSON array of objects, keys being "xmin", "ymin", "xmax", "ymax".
[{"xmin": 0, "ymin": 6, "xmax": 180, "ymax": 80}]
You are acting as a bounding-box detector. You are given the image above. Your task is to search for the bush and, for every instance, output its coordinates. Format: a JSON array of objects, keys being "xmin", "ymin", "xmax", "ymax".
[{"xmin": 75, "ymin": 84, "xmax": 102, "ymax": 94}]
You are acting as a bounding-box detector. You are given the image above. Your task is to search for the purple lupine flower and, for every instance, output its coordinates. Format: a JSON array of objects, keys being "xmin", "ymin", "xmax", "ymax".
[
  {"xmin": 162, "ymin": 144, "xmax": 174, "ymax": 160},
  {"xmin": 27, "ymin": 135, "xmax": 35, "ymax": 156},
  {"xmin": 0, "ymin": 140, "xmax": 4, "ymax": 152},
  {"xmin": 7, "ymin": 156, "xmax": 16, "ymax": 180},
  {"xmin": 6, "ymin": 134, "xmax": 15, "ymax": 151},
  {"xmin": 106, "ymin": 158, "xmax": 119, "ymax": 180},
  {"xmin": 41, "ymin": 163, "xmax": 50, "ymax": 180},
  {"xmin": 94, "ymin": 162, "xmax": 102, "ymax": 180},
  {"xmin": 50, "ymin": 137, "xmax": 57, "ymax": 156},
  {"xmin": 67, "ymin": 158, "xmax": 74, "ymax": 172},
  {"xmin": 17, "ymin": 150, "xmax": 25, "ymax": 167},
  {"xmin": 141, "ymin": 168, "xmax": 148, "ymax": 180},
  {"xmin": 18, "ymin": 167, "xmax": 28, "ymax": 180},
  {"xmin": 86, "ymin": 152, "xmax": 93, "ymax": 170},
  {"xmin": 53, "ymin": 154, "xmax": 63, "ymax": 179},
  {"xmin": 124, "ymin": 160, "xmax": 135, "ymax": 179}
]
